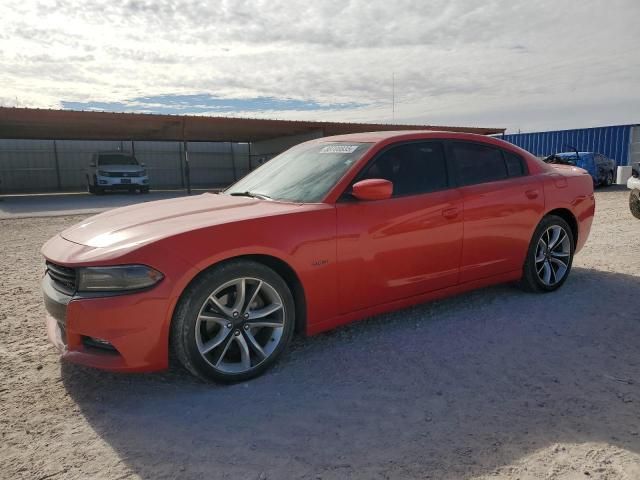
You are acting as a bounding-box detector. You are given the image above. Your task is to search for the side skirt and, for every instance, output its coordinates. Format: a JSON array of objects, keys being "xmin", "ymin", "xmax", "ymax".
[{"xmin": 306, "ymin": 270, "xmax": 522, "ymax": 336}]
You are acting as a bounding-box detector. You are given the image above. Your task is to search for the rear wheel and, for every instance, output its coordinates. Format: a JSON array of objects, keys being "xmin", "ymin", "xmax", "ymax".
[
  {"xmin": 171, "ymin": 260, "xmax": 295, "ymax": 382},
  {"xmin": 141, "ymin": 186, "xmax": 150, "ymax": 194},
  {"xmin": 520, "ymin": 215, "xmax": 574, "ymax": 293},
  {"xmin": 630, "ymin": 190, "xmax": 640, "ymax": 220}
]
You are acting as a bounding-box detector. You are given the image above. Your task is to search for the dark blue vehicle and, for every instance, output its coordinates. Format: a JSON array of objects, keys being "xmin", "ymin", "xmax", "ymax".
[{"xmin": 544, "ymin": 151, "xmax": 616, "ymax": 187}]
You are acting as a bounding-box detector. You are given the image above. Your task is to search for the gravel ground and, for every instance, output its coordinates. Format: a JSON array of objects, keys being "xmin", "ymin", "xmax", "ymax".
[{"xmin": 1, "ymin": 187, "xmax": 639, "ymax": 480}]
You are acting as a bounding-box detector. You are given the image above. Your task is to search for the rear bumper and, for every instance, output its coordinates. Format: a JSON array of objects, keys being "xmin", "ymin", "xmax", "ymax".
[{"xmin": 42, "ymin": 273, "xmax": 171, "ymax": 372}]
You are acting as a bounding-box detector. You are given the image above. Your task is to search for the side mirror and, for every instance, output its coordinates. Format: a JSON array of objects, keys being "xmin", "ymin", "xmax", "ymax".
[
  {"xmin": 89, "ymin": 162, "xmax": 96, "ymax": 168},
  {"xmin": 352, "ymin": 179, "xmax": 393, "ymax": 201},
  {"xmin": 140, "ymin": 163, "xmax": 146, "ymax": 167}
]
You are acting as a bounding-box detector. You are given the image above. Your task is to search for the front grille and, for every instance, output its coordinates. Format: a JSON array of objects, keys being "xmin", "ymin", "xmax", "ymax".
[
  {"xmin": 102, "ymin": 171, "xmax": 142, "ymax": 178},
  {"xmin": 46, "ymin": 261, "xmax": 77, "ymax": 295}
]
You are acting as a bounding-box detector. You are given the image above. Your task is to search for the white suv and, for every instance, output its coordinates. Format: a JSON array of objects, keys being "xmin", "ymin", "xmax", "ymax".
[{"xmin": 87, "ymin": 152, "xmax": 150, "ymax": 194}]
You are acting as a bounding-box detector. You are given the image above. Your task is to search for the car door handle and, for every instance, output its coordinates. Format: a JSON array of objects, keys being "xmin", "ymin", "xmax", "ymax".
[
  {"xmin": 442, "ymin": 207, "xmax": 460, "ymax": 219},
  {"xmin": 525, "ymin": 189, "xmax": 539, "ymax": 199}
]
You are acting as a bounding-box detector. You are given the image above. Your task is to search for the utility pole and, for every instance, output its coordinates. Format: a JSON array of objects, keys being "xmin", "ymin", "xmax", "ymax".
[{"xmin": 392, "ymin": 72, "xmax": 395, "ymax": 123}]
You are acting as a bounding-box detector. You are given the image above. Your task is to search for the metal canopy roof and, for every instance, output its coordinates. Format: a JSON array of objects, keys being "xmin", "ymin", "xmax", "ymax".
[{"xmin": 0, "ymin": 107, "xmax": 505, "ymax": 141}]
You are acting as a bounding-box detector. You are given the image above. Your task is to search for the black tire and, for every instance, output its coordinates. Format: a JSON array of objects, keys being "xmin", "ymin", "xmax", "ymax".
[
  {"xmin": 87, "ymin": 175, "xmax": 96, "ymax": 194},
  {"xmin": 171, "ymin": 260, "xmax": 296, "ymax": 383},
  {"xmin": 92, "ymin": 175, "xmax": 105, "ymax": 195},
  {"xmin": 519, "ymin": 215, "xmax": 575, "ymax": 293},
  {"xmin": 141, "ymin": 186, "xmax": 150, "ymax": 194},
  {"xmin": 630, "ymin": 190, "xmax": 640, "ymax": 220},
  {"xmin": 604, "ymin": 171, "xmax": 614, "ymax": 187}
]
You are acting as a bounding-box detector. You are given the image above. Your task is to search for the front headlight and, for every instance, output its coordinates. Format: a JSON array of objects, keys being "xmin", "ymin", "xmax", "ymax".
[
  {"xmin": 97, "ymin": 170, "xmax": 108, "ymax": 177},
  {"xmin": 77, "ymin": 265, "xmax": 164, "ymax": 292}
]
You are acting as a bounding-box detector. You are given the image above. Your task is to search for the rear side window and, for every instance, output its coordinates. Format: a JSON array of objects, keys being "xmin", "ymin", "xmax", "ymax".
[
  {"xmin": 451, "ymin": 142, "xmax": 507, "ymax": 186},
  {"xmin": 503, "ymin": 150, "xmax": 527, "ymax": 177},
  {"xmin": 359, "ymin": 141, "xmax": 448, "ymax": 196}
]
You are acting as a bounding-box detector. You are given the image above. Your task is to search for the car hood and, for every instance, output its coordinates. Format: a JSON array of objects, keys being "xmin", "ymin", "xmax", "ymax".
[{"xmin": 60, "ymin": 193, "xmax": 307, "ymax": 250}]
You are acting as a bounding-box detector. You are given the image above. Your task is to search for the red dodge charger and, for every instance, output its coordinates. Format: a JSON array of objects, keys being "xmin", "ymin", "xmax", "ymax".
[{"xmin": 42, "ymin": 131, "xmax": 595, "ymax": 382}]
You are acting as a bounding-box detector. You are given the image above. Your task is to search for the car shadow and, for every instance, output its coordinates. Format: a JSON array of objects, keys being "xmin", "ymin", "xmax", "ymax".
[{"xmin": 61, "ymin": 267, "xmax": 640, "ymax": 479}]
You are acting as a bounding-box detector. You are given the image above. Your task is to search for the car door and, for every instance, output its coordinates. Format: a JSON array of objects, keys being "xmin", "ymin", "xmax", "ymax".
[
  {"xmin": 449, "ymin": 141, "xmax": 545, "ymax": 284},
  {"xmin": 335, "ymin": 141, "xmax": 463, "ymax": 314}
]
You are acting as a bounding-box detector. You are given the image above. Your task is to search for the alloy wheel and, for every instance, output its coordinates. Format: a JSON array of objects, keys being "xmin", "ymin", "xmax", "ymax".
[
  {"xmin": 534, "ymin": 225, "xmax": 571, "ymax": 287},
  {"xmin": 195, "ymin": 277, "xmax": 285, "ymax": 374}
]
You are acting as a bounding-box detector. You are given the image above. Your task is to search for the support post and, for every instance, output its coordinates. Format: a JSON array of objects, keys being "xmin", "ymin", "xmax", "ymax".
[
  {"xmin": 183, "ymin": 140, "xmax": 191, "ymax": 195},
  {"xmin": 52, "ymin": 140, "xmax": 62, "ymax": 191},
  {"xmin": 230, "ymin": 141, "xmax": 238, "ymax": 181},
  {"xmin": 248, "ymin": 141, "xmax": 253, "ymax": 171}
]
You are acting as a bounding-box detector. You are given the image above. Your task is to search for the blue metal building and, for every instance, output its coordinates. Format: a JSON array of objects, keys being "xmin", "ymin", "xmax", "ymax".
[{"xmin": 502, "ymin": 124, "xmax": 639, "ymax": 167}]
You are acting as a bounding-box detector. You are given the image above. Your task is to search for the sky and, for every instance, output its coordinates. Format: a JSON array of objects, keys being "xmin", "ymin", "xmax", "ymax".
[{"xmin": 1, "ymin": 0, "xmax": 638, "ymax": 133}]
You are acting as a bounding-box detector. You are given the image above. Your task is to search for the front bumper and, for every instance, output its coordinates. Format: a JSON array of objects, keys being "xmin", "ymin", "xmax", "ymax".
[
  {"xmin": 97, "ymin": 175, "xmax": 149, "ymax": 187},
  {"xmin": 42, "ymin": 273, "xmax": 171, "ymax": 372}
]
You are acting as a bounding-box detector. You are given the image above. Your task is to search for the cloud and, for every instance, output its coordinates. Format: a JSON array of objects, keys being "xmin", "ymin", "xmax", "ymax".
[
  {"xmin": 0, "ymin": 0, "xmax": 639, "ymax": 131},
  {"xmin": 61, "ymin": 94, "xmax": 367, "ymax": 114}
]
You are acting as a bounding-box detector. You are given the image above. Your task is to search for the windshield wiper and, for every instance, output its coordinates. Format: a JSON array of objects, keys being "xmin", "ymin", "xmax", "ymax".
[{"xmin": 228, "ymin": 191, "xmax": 272, "ymax": 200}]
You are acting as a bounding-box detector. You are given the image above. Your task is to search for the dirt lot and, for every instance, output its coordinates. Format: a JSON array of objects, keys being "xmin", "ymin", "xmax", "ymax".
[{"xmin": 1, "ymin": 187, "xmax": 639, "ymax": 480}]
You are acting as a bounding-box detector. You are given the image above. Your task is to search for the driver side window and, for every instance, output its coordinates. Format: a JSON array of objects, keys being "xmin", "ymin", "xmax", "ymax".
[{"xmin": 359, "ymin": 142, "xmax": 448, "ymax": 197}]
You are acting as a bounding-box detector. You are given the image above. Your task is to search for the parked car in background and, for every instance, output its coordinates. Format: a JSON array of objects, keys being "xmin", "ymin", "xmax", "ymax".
[
  {"xmin": 628, "ymin": 165, "xmax": 640, "ymax": 219},
  {"xmin": 42, "ymin": 131, "xmax": 595, "ymax": 383},
  {"xmin": 87, "ymin": 151, "xmax": 149, "ymax": 194},
  {"xmin": 544, "ymin": 151, "xmax": 615, "ymax": 187}
]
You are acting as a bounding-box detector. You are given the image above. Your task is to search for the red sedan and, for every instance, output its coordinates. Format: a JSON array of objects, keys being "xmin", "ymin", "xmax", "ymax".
[{"xmin": 42, "ymin": 131, "xmax": 595, "ymax": 382}]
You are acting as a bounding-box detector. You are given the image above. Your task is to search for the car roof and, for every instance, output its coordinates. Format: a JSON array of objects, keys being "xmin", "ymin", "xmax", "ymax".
[
  {"xmin": 316, "ymin": 130, "xmax": 490, "ymax": 143},
  {"xmin": 555, "ymin": 151, "xmax": 594, "ymax": 156},
  {"xmin": 96, "ymin": 151, "xmax": 134, "ymax": 155},
  {"xmin": 315, "ymin": 130, "xmax": 532, "ymax": 156}
]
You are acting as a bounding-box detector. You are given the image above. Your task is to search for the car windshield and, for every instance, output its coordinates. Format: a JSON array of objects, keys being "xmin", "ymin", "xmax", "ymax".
[
  {"xmin": 98, "ymin": 154, "xmax": 138, "ymax": 166},
  {"xmin": 225, "ymin": 142, "xmax": 372, "ymax": 202}
]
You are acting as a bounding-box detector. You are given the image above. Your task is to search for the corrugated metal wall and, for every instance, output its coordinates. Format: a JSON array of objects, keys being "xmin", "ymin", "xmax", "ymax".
[
  {"xmin": 0, "ymin": 139, "xmax": 251, "ymax": 193},
  {"xmin": 0, "ymin": 139, "xmax": 58, "ymax": 191},
  {"xmin": 629, "ymin": 126, "xmax": 640, "ymax": 167},
  {"xmin": 187, "ymin": 142, "xmax": 250, "ymax": 188},
  {"xmin": 502, "ymin": 125, "xmax": 635, "ymax": 167}
]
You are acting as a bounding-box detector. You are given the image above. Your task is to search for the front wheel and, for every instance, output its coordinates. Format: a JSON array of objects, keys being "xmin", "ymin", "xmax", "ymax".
[
  {"xmin": 171, "ymin": 260, "xmax": 295, "ymax": 382},
  {"xmin": 520, "ymin": 215, "xmax": 574, "ymax": 293}
]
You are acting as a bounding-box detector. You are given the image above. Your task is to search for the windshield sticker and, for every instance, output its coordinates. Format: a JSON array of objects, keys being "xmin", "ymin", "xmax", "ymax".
[{"xmin": 319, "ymin": 145, "xmax": 359, "ymax": 154}]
